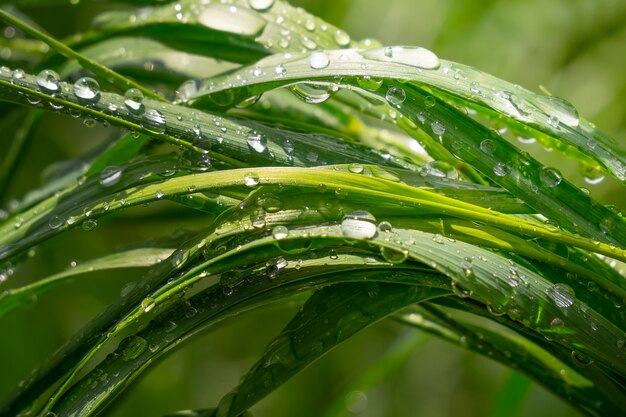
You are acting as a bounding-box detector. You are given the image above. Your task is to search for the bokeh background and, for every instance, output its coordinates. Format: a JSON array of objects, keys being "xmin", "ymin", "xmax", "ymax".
[{"xmin": 1, "ymin": 0, "xmax": 625, "ymax": 416}]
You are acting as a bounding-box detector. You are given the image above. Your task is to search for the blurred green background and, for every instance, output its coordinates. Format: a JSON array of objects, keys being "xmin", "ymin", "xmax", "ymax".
[{"xmin": 2, "ymin": 0, "xmax": 625, "ymax": 416}]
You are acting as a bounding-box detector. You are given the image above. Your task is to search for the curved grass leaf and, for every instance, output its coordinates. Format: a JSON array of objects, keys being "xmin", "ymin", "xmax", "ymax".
[
  {"xmin": 212, "ymin": 283, "xmax": 448, "ymax": 417},
  {"xmin": 185, "ymin": 48, "xmax": 626, "ymax": 245}
]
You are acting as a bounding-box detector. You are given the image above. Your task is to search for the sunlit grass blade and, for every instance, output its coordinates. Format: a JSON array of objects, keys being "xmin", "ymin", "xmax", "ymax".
[{"xmin": 187, "ymin": 49, "xmax": 626, "ymax": 245}]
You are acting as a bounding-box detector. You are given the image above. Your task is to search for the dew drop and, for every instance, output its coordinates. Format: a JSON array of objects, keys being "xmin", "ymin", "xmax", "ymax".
[
  {"xmin": 380, "ymin": 247, "xmax": 408, "ymax": 264},
  {"xmin": 248, "ymin": 0, "xmax": 274, "ymax": 12},
  {"xmin": 170, "ymin": 249, "xmax": 187, "ymax": 268},
  {"xmin": 48, "ymin": 215, "xmax": 64, "ymax": 230},
  {"xmin": 546, "ymin": 284, "xmax": 575, "ymax": 308},
  {"xmin": 73, "ymin": 77, "xmax": 100, "ymax": 101},
  {"xmin": 99, "ymin": 166, "xmax": 122, "ymax": 187},
  {"xmin": 244, "ymin": 172, "xmax": 260, "ymax": 187},
  {"xmin": 123, "ymin": 89, "xmax": 144, "ymax": 114},
  {"xmin": 119, "ymin": 335, "xmax": 148, "ymax": 361},
  {"xmin": 272, "ymin": 225, "xmax": 289, "ymax": 240},
  {"xmin": 309, "ymin": 51, "xmax": 330, "ymax": 69},
  {"xmin": 540, "ymin": 167, "xmax": 562, "ymax": 188},
  {"xmin": 480, "ymin": 139, "xmax": 497, "ymax": 154},
  {"xmin": 36, "ymin": 69, "xmax": 60, "ymax": 92},
  {"xmin": 141, "ymin": 109, "xmax": 166, "ymax": 133},
  {"xmin": 362, "ymin": 46, "xmax": 440, "ymax": 70},
  {"xmin": 430, "ymin": 120, "xmax": 445, "ymax": 136},
  {"xmin": 141, "ymin": 297, "xmax": 156, "ymax": 312},
  {"xmin": 289, "ymin": 82, "xmax": 335, "ymax": 104},
  {"xmin": 82, "ymin": 219, "xmax": 97, "ymax": 231},
  {"xmin": 333, "ymin": 29, "xmax": 351, "ymax": 46},
  {"xmin": 385, "ymin": 86, "xmax": 406, "ymax": 106},
  {"xmin": 341, "ymin": 211, "xmax": 377, "ymax": 240},
  {"xmin": 493, "ymin": 162, "xmax": 510, "ymax": 177},
  {"xmin": 357, "ymin": 76, "xmax": 383, "ymax": 91},
  {"xmin": 247, "ymin": 131, "xmax": 267, "ymax": 152}
]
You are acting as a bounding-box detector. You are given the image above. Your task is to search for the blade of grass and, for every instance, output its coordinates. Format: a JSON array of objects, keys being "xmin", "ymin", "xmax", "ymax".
[{"xmin": 0, "ymin": 9, "xmax": 167, "ymax": 101}]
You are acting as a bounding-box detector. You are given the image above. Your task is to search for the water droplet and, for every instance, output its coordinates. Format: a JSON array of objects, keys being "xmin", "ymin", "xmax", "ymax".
[
  {"xmin": 248, "ymin": 0, "xmax": 274, "ymax": 12},
  {"xmin": 73, "ymin": 77, "xmax": 100, "ymax": 101},
  {"xmin": 244, "ymin": 172, "xmax": 260, "ymax": 187},
  {"xmin": 309, "ymin": 51, "xmax": 330, "ymax": 69},
  {"xmin": 247, "ymin": 131, "xmax": 267, "ymax": 152},
  {"xmin": 451, "ymin": 281, "xmax": 473, "ymax": 298},
  {"xmin": 333, "ymin": 29, "xmax": 351, "ymax": 46},
  {"xmin": 420, "ymin": 161, "xmax": 457, "ymax": 179},
  {"xmin": 380, "ymin": 247, "xmax": 408, "ymax": 264},
  {"xmin": 119, "ymin": 335, "xmax": 148, "ymax": 361},
  {"xmin": 357, "ymin": 76, "xmax": 383, "ymax": 91},
  {"xmin": 289, "ymin": 82, "xmax": 335, "ymax": 104},
  {"xmin": 275, "ymin": 64, "xmax": 287, "ymax": 76},
  {"xmin": 141, "ymin": 109, "xmax": 166, "ymax": 133},
  {"xmin": 430, "ymin": 120, "xmax": 445, "ymax": 136},
  {"xmin": 36, "ymin": 69, "xmax": 60, "ymax": 92},
  {"xmin": 48, "ymin": 215, "xmax": 64, "ymax": 230},
  {"xmin": 348, "ymin": 164, "xmax": 364, "ymax": 174},
  {"xmin": 571, "ymin": 351, "xmax": 593, "ymax": 366},
  {"xmin": 341, "ymin": 211, "xmax": 377, "ymax": 240},
  {"xmin": 99, "ymin": 166, "xmax": 122, "ymax": 187},
  {"xmin": 493, "ymin": 162, "xmax": 510, "ymax": 177},
  {"xmin": 198, "ymin": 4, "xmax": 267, "ymax": 37},
  {"xmin": 547, "ymin": 116, "xmax": 560, "ymax": 129},
  {"xmin": 155, "ymin": 190, "xmax": 165, "ymax": 199},
  {"xmin": 480, "ymin": 139, "xmax": 497, "ymax": 154},
  {"xmin": 141, "ymin": 297, "xmax": 156, "ymax": 312},
  {"xmin": 362, "ymin": 46, "xmax": 440, "ymax": 70},
  {"xmin": 272, "ymin": 225, "xmax": 289, "ymax": 240},
  {"xmin": 378, "ymin": 221, "xmax": 393, "ymax": 233},
  {"xmin": 546, "ymin": 284, "xmax": 575, "ymax": 308},
  {"xmin": 386, "ymin": 86, "xmax": 406, "ymax": 106},
  {"xmin": 82, "ymin": 219, "xmax": 97, "ymax": 231},
  {"xmin": 540, "ymin": 167, "xmax": 562, "ymax": 188},
  {"xmin": 170, "ymin": 249, "xmax": 187, "ymax": 268},
  {"xmin": 124, "ymin": 88, "xmax": 144, "ymax": 113}
]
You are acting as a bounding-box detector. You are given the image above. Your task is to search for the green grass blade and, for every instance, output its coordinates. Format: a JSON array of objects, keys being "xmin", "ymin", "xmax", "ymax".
[
  {"xmin": 213, "ymin": 283, "xmax": 447, "ymax": 417},
  {"xmin": 0, "ymin": 10, "xmax": 166, "ymax": 101},
  {"xmin": 0, "ymin": 247, "xmax": 174, "ymax": 319}
]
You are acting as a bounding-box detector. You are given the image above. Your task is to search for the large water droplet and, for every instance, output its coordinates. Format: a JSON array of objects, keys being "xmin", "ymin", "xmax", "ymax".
[
  {"xmin": 480, "ymin": 139, "xmax": 497, "ymax": 154},
  {"xmin": 546, "ymin": 284, "xmax": 575, "ymax": 308},
  {"xmin": 99, "ymin": 166, "xmax": 122, "ymax": 187},
  {"xmin": 248, "ymin": 0, "xmax": 274, "ymax": 12},
  {"xmin": 309, "ymin": 51, "xmax": 330, "ymax": 69},
  {"xmin": 119, "ymin": 335, "xmax": 148, "ymax": 361},
  {"xmin": 198, "ymin": 4, "xmax": 267, "ymax": 37},
  {"xmin": 289, "ymin": 82, "xmax": 336, "ymax": 104},
  {"xmin": 73, "ymin": 77, "xmax": 100, "ymax": 101},
  {"xmin": 141, "ymin": 109, "xmax": 166, "ymax": 133},
  {"xmin": 36, "ymin": 69, "xmax": 61, "ymax": 92},
  {"xmin": 536, "ymin": 96, "xmax": 580, "ymax": 128},
  {"xmin": 380, "ymin": 247, "xmax": 408, "ymax": 264},
  {"xmin": 333, "ymin": 29, "xmax": 351, "ymax": 46},
  {"xmin": 272, "ymin": 225, "xmax": 289, "ymax": 240},
  {"xmin": 48, "ymin": 215, "xmax": 64, "ymax": 230},
  {"xmin": 493, "ymin": 162, "xmax": 510, "ymax": 177},
  {"xmin": 124, "ymin": 88, "xmax": 144, "ymax": 113},
  {"xmin": 362, "ymin": 46, "xmax": 440, "ymax": 70},
  {"xmin": 141, "ymin": 297, "xmax": 156, "ymax": 312},
  {"xmin": 385, "ymin": 86, "xmax": 406, "ymax": 106},
  {"xmin": 431, "ymin": 120, "xmax": 445, "ymax": 136},
  {"xmin": 540, "ymin": 167, "xmax": 562, "ymax": 188},
  {"xmin": 357, "ymin": 76, "xmax": 383, "ymax": 91},
  {"xmin": 244, "ymin": 172, "xmax": 260, "ymax": 187},
  {"xmin": 341, "ymin": 211, "xmax": 377, "ymax": 240},
  {"xmin": 247, "ymin": 131, "xmax": 267, "ymax": 152}
]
